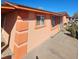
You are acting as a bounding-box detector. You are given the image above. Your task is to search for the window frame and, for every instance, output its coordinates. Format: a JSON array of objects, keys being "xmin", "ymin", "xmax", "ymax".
[
  {"xmin": 51, "ymin": 16, "xmax": 56, "ymax": 27},
  {"xmin": 36, "ymin": 15, "xmax": 45, "ymax": 25},
  {"xmin": 35, "ymin": 15, "xmax": 45, "ymax": 29},
  {"xmin": 58, "ymin": 16, "xmax": 62, "ymax": 24}
]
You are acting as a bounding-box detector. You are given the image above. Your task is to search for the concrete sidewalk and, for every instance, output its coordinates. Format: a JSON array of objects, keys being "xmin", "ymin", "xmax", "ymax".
[{"xmin": 24, "ymin": 31, "xmax": 78, "ymax": 59}]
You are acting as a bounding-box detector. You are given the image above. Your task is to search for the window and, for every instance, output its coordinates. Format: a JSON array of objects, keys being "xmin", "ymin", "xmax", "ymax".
[
  {"xmin": 58, "ymin": 16, "xmax": 62, "ymax": 24},
  {"xmin": 36, "ymin": 16, "xmax": 44, "ymax": 25},
  {"xmin": 51, "ymin": 16, "xmax": 56, "ymax": 27}
]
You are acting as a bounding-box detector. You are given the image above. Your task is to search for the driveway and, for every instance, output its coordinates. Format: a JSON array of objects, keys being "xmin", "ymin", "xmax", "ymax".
[{"xmin": 24, "ymin": 31, "xmax": 78, "ymax": 59}]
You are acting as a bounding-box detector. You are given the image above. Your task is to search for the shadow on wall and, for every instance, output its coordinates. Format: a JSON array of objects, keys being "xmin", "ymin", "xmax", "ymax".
[
  {"xmin": 1, "ymin": 13, "xmax": 17, "ymax": 54},
  {"xmin": 2, "ymin": 55, "xmax": 11, "ymax": 59}
]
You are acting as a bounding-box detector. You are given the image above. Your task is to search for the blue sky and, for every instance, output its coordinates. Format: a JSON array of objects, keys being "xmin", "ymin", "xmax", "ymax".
[{"xmin": 2, "ymin": 0, "xmax": 78, "ymax": 16}]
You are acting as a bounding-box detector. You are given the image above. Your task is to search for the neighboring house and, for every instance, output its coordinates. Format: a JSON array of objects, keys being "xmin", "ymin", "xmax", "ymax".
[
  {"xmin": 72, "ymin": 12, "xmax": 78, "ymax": 21},
  {"xmin": 1, "ymin": 1, "xmax": 69, "ymax": 59},
  {"xmin": 67, "ymin": 12, "xmax": 78, "ymax": 23},
  {"xmin": 67, "ymin": 17, "xmax": 78, "ymax": 24}
]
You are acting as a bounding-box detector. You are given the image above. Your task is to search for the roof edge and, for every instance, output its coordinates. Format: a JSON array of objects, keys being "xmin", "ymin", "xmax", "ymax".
[{"xmin": 2, "ymin": 1, "xmax": 69, "ymax": 16}]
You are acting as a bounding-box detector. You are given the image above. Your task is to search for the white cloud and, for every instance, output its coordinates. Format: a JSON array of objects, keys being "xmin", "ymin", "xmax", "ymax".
[{"xmin": 37, "ymin": 6, "xmax": 43, "ymax": 9}]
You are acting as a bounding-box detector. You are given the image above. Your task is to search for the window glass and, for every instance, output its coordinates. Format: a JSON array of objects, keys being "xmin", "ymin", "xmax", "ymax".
[
  {"xmin": 36, "ymin": 16, "xmax": 44, "ymax": 25},
  {"xmin": 51, "ymin": 16, "xmax": 56, "ymax": 27},
  {"xmin": 58, "ymin": 16, "xmax": 62, "ymax": 24}
]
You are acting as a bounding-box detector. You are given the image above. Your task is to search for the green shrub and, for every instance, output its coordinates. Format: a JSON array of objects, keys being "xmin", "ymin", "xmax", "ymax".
[{"xmin": 67, "ymin": 22, "xmax": 78, "ymax": 38}]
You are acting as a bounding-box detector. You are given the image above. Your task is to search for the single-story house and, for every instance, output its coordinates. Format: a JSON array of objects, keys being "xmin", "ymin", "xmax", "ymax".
[{"xmin": 1, "ymin": 1, "xmax": 69, "ymax": 59}]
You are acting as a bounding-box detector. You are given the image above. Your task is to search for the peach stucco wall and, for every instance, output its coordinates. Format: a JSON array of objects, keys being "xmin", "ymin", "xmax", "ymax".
[
  {"xmin": 2, "ymin": 11, "xmax": 28, "ymax": 59},
  {"xmin": 62, "ymin": 16, "xmax": 68, "ymax": 24},
  {"xmin": 13, "ymin": 10, "xmax": 28, "ymax": 59},
  {"xmin": 2, "ymin": 10, "xmax": 65, "ymax": 59},
  {"xmin": 27, "ymin": 12, "xmax": 60, "ymax": 53}
]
